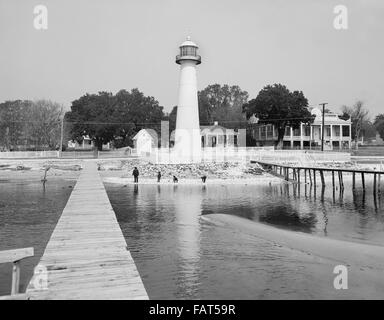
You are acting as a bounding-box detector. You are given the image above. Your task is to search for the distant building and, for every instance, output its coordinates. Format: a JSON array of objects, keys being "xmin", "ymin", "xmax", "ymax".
[
  {"xmin": 67, "ymin": 135, "xmax": 110, "ymax": 150},
  {"xmin": 132, "ymin": 129, "xmax": 159, "ymax": 155},
  {"xmin": 250, "ymin": 107, "xmax": 352, "ymax": 150},
  {"xmin": 168, "ymin": 121, "xmax": 240, "ymax": 148},
  {"xmin": 200, "ymin": 121, "xmax": 240, "ymax": 148}
]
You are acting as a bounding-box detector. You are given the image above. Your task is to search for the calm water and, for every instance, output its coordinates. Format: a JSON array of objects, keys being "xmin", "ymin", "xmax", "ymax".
[
  {"xmin": 0, "ymin": 175, "xmax": 76, "ymax": 296},
  {"xmin": 1, "ymin": 173, "xmax": 383, "ymax": 298},
  {"xmin": 105, "ymin": 182, "xmax": 384, "ymax": 299}
]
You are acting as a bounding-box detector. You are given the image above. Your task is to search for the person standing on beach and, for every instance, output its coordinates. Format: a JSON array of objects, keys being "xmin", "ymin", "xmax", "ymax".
[
  {"xmin": 157, "ymin": 171, "xmax": 161, "ymax": 183},
  {"xmin": 133, "ymin": 167, "xmax": 139, "ymax": 183}
]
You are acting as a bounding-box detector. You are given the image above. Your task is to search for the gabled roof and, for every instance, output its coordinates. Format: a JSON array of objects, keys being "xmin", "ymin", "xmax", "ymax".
[
  {"xmin": 200, "ymin": 124, "xmax": 228, "ymax": 132},
  {"xmin": 132, "ymin": 129, "xmax": 158, "ymax": 141}
]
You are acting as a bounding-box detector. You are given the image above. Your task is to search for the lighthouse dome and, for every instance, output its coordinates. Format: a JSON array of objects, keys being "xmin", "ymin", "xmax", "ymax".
[{"xmin": 180, "ymin": 36, "xmax": 198, "ymax": 48}]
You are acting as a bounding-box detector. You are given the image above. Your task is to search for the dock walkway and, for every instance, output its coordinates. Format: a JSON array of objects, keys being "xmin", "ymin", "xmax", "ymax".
[{"xmin": 26, "ymin": 162, "xmax": 148, "ymax": 300}]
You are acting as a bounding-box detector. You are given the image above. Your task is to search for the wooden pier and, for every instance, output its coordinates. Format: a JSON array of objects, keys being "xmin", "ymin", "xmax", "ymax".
[
  {"xmin": 26, "ymin": 162, "xmax": 148, "ymax": 300},
  {"xmin": 255, "ymin": 160, "xmax": 383, "ymax": 193}
]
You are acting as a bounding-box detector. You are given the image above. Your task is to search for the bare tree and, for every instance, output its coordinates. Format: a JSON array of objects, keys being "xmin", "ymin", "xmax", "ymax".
[
  {"xmin": 27, "ymin": 100, "xmax": 64, "ymax": 150},
  {"xmin": 341, "ymin": 100, "xmax": 369, "ymax": 147}
]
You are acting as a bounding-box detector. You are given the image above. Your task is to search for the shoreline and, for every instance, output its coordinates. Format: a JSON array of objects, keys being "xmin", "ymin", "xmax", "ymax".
[{"xmin": 101, "ymin": 174, "xmax": 283, "ymax": 185}]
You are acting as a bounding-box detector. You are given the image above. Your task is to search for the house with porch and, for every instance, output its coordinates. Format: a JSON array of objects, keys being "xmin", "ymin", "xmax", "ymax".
[{"xmin": 250, "ymin": 107, "xmax": 352, "ymax": 150}]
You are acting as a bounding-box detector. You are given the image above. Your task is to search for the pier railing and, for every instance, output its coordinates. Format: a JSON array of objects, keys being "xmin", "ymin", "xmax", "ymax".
[
  {"xmin": 0, "ymin": 247, "xmax": 34, "ymax": 299},
  {"xmin": 255, "ymin": 160, "xmax": 383, "ymax": 194}
]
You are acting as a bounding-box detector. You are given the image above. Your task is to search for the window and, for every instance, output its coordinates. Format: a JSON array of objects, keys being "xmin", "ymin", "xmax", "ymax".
[
  {"xmin": 284, "ymin": 127, "xmax": 291, "ymax": 136},
  {"xmin": 293, "ymin": 127, "xmax": 301, "ymax": 136},
  {"xmin": 326, "ymin": 126, "xmax": 331, "ymax": 137},
  {"xmin": 304, "ymin": 126, "xmax": 311, "ymax": 137},
  {"xmin": 181, "ymin": 46, "xmax": 196, "ymax": 56},
  {"xmin": 260, "ymin": 126, "xmax": 266, "ymax": 138},
  {"xmin": 267, "ymin": 125, "xmax": 273, "ymax": 138},
  {"xmin": 334, "ymin": 126, "xmax": 340, "ymax": 137},
  {"xmin": 254, "ymin": 128, "xmax": 260, "ymax": 140},
  {"xmin": 342, "ymin": 125, "xmax": 350, "ymax": 137}
]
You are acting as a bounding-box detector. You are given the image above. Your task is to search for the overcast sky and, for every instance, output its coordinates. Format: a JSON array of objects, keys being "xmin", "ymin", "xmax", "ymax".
[{"xmin": 0, "ymin": 0, "xmax": 383, "ymax": 117}]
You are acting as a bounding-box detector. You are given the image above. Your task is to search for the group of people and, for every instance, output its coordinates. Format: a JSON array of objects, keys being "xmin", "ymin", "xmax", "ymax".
[{"xmin": 132, "ymin": 167, "xmax": 207, "ymax": 184}]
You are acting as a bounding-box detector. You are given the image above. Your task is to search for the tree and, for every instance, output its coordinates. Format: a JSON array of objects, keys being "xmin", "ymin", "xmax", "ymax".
[
  {"xmin": 168, "ymin": 106, "xmax": 177, "ymax": 133},
  {"xmin": 27, "ymin": 100, "xmax": 64, "ymax": 150},
  {"xmin": 242, "ymin": 83, "xmax": 312, "ymax": 149},
  {"xmin": 198, "ymin": 84, "xmax": 248, "ymax": 128},
  {"xmin": 361, "ymin": 120, "xmax": 377, "ymax": 141},
  {"xmin": 341, "ymin": 101, "xmax": 369, "ymax": 144},
  {"xmin": 0, "ymin": 99, "xmax": 63, "ymax": 151},
  {"xmin": 65, "ymin": 89, "xmax": 165, "ymax": 150},
  {"xmin": 374, "ymin": 114, "xmax": 384, "ymax": 140},
  {"xmin": 0, "ymin": 100, "xmax": 29, "ymax": 150}
]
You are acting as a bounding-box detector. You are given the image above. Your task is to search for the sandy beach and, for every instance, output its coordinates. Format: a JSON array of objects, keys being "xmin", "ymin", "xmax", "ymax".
[{"xmin": 205, "ymin": 213, "xmax": 384, "ymax": 299}]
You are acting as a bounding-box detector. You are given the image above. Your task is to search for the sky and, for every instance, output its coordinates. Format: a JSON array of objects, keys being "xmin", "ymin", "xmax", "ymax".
[{"xmin": 0, "ymin": 0, "xmax": 383, "ymax": 117}]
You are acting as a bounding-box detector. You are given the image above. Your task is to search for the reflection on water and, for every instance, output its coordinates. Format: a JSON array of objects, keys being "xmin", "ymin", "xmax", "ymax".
[
  {"xmin": 105, "ymin": 181, "xmax": 384, "ymax": 299},
  {"xmin": 0, "ymin": 177, "xmax": 76, "ymax": 296}
]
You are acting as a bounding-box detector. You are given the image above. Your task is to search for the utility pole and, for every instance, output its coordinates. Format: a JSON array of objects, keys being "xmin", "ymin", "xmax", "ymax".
[
  {"xmin": 319, "ymin": 103, "xmax": 328, "ymax": 152},
  {"xmin": 59, "ymin": 117, "xmax": 64, "ymax": 158}
]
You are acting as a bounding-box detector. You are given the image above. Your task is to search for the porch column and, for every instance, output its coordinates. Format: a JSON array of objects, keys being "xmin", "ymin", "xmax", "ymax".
[
  {"xmin": 310, "ymin": 125, "xmax": 313, "ymax": 150},
  {"xmin": 339, "ymin": 125, "xmax": 342, "ymax": 150},
  {"xmin": 300, "ymin": 123, "xmax": 304, "ymax": 149}
]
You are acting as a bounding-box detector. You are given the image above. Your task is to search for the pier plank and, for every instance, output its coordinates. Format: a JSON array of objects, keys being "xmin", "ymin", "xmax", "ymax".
[{"xmin": 26, "ymin": 162, "xmax": 148, "ymax": 300}]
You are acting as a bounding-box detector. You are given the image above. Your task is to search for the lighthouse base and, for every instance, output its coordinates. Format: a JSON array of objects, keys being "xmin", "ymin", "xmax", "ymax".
[{"xmin": 172, "ymin": 128, "xmax": 202, "ymax": 163}]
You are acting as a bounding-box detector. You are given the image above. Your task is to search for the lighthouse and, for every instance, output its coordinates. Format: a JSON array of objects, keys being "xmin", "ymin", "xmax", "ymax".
[{"xmin": 174, "ymin": 36, "xmax": 202, "ymax": 163}]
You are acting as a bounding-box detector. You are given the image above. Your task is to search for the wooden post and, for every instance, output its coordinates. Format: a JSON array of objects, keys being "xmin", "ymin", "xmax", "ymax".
[
  {"xmin": 361, "ymin": 172, "xmax": 365, "ymax": 189},
  {"xmin": 352, "ymin": 172, "xmax": 355, "ymax": 189},
  {"xmin": 313, "ymin": 169, "xmax": 316, "ymax": 186},
  {"xmin": 332, "ymin": 171, "xmax": 335, "ymax": 189},
  {"xmin": 373, "ymin": 173, "xmax": 377, "ymax": 194},
  {"xmin": 298, "ymin": 169, "xmax": 300, "ymax": 184},
  {"xmin": 309, "ymin": 169, "xmax": 312, "ymax": 185},
  {"xmin": 340, "ymin": 171, "xmax": 344, "ymax": 189},
  {"xmin": 11, "ymin": 261, "xmax": 20, "ymax": 295},
  {"xmin": 378, "ymin": 174, "xmax": 381, "ymax": 193},
  {"xmin": 304, "ymin": 169, "xmax": 307, "ymax": 184},
  {"xmin": 320, "ymin": 170, "xmax": 325, "ymax": 186}
]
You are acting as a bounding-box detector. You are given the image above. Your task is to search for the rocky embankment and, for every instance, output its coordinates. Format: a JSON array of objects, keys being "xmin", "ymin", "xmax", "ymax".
[{"xmin": 97, "ymin": 159, "xmax": 265, "ymax": 180}]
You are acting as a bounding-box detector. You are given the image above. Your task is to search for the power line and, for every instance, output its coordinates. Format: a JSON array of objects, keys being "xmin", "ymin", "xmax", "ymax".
[{"xmin": 1, "ymin": 116, "xmax": 318, "ymax": 125}]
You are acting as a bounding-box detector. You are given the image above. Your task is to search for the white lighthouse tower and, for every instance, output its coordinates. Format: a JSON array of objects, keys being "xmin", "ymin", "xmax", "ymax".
[{"xmin": 174, "ymin": 36, "xmax": 202, "ymax": 163}]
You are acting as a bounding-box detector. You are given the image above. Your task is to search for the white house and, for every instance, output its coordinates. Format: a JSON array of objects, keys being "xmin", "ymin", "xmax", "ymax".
[
  {"xmin": 132, "ymin": 129, "xmax": 159, "ymax": 155},
  {"xmin": 67, "ymin": 135, "xmax": 110, "ymax": 150},
  {"xmin": 168, "ymin": 121, "xmax": 240, "ymax": 148},
  {"xmin": 250, "ymin": 107, "xmax": 352, "ymax": 150},
  {"xmin": 200, "ymin": 121, "xmax": 240, "ymax": 148}
]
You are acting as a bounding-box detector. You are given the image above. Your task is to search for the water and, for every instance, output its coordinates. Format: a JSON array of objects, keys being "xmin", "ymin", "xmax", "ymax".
[
  {"xmin": 1, "ymin": 172, "xmax": 383, "ymax": 298},
  {"xmin": 0, "ymin": 175, "xmax": 76, "ymax": 296},
  {"xmin": 105, "ymin": 182, "xmax": 384, "ymax": 299}
]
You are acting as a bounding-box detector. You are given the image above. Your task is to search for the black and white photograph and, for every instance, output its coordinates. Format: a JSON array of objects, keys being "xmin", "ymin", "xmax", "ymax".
[{"xmin": 0, "ymin": 0, "xmax": 384, "ymax": 310}]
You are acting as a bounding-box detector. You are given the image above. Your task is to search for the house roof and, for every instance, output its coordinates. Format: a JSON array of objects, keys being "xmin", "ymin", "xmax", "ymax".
[
  {"xmin": 169, "ymin": 124, "xmax": 237, "ymax": 140},
  {"xmin": 311, "ymin": 107, "xmax": 351, "ymax": 124},
  {"xmin": 200, "ymin": 124, "xmax": 228, "ymax": 132},
  {"xmin": 132, "ymin": 129, "xmax": 159, "ymax": 141}
]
